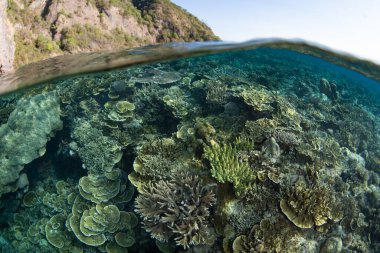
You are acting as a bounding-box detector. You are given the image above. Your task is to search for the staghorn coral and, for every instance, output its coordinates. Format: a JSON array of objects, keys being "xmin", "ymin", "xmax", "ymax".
[
  {"xmin": 0, "ymin": 91, "xmax": 62, "ymax": 196},
  {"xmin": 204, "ymin": 142, "xmax": 256, "ymax": 197},
  {"xmin": 280, "ymin": 180, "xmax": 343, "ymax": 229},
  {"xmin": 135, "ymin": 173, "xmax": 216, "ymax": 248}
]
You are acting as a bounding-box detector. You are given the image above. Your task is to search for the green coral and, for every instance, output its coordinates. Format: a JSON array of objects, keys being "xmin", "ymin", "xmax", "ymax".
[
  {"xmin": 205, "ymin": 79, "xmax": 227, "ymax": 104},
  {"xmin": 68, "ymin": 196, "xmax": 137, "ymax": 248},
  {"xmin": 162, "ymin": 86, "xmax": 190, "ymax": 118},
  {"xmin": 0, "ymin": 91, "xmax": 62, "ymax": 197},
  {"xmin": 70, "ymin": 119, "xmax": 122, "ymax": 175},
  {"xmin": 128, "ymin": 137, "xmax": 193, "ymax": 190},
  {"xmin": 22, "ymin": 191, "xmax": 38, "ymax": 207},
  {"xmin": 45, "ymin": 214, "xmax": 73, "ymax": 249},
  {"xmin": 240, "ymin": 87, "xmax": 274, "ymax": 112},
  {"xmin": 204, "ymin": 142, "xmax": 256, "ymax": 197},
  {"xmin": 104, "ymin": 100, "xmax": 135, "ymax": 122},
  {"xmin": 78, "ymin": 174, "xmax": 121, "ymax": 204}
]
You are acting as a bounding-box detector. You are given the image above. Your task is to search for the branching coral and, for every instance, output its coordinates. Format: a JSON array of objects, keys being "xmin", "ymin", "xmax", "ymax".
[
  {"xmin": 135, "ymin": 173, "xmax": 216, "ymax": 248},
  {"xmin": 204, "ymin": 142, "xmax": 256, "ymax": 197}
]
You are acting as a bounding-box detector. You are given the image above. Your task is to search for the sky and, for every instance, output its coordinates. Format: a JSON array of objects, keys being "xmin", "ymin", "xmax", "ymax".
[{"xmin": 172, "ymin": 0, "xmax": 380, "ymax": 63}]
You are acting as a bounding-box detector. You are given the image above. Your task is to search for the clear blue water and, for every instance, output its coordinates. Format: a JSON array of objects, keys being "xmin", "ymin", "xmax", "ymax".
[{"xmin": 0, "ymin": 41, "xmax": 379, "ymax": 253}]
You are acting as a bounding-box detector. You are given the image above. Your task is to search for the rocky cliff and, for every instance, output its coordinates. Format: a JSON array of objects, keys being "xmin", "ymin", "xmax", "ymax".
[
  {"xmin": 1, "ymin": 0, "xmax": 218, "ymax": 72},
  {"xmin": 0, "ymin": 0, "xmax": 15, "ymax": 73}
]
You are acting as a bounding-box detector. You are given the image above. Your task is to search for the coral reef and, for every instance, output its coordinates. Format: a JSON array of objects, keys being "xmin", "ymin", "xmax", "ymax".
[{"xmin": 1, "ymin": 46, "xmax": 380, "ymax": 253}]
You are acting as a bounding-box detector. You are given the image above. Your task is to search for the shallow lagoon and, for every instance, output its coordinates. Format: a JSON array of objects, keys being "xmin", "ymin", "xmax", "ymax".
[{"xmin": 0, "ymin": 41, "xmax": 379, "ymax": 253}]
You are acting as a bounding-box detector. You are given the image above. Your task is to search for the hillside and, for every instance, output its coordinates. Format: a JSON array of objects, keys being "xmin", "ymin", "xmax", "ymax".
[{"xmin": 1, "ymin": 0, "xmax": 218, "ymax": 71}]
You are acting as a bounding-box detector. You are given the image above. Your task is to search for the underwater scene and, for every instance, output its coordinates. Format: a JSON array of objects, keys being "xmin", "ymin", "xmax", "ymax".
[{"xmin": 0, "ymin": 42, "xmax": 380, "ymax": 253}]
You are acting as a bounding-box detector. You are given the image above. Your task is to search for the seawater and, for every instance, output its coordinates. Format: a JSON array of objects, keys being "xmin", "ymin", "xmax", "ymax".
[{"xmin": 0, "ymin": 40, "xmax": 379, "ymax": 253}]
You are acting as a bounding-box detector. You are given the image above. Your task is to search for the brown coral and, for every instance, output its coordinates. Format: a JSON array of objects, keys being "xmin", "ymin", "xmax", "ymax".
[
  {"xmin": 280, "ymin": 181, "xmax": 343, "ymax": 229},
  {"xmin": 135, "ymin": 173, "xmax": 216, "ymax": 248},
  {"xmin": 232, "ymin": 216, "xmax": 317, "ymax": 253}
]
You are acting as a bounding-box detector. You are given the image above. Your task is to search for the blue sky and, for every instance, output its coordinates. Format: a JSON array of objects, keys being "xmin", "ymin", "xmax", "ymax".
[{"xmin": 172, "ymin": 0, "xmax": 380, "ymax": 63}]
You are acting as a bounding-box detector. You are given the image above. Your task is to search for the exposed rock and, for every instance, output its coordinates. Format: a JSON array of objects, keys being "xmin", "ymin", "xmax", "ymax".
[
  {"xmin": 5, "ymin": 0, "xmax": 218, "ymax": 69},
  {"xmin": 0, "ymin": 0, "xmax": 15, "ymax": 73}
]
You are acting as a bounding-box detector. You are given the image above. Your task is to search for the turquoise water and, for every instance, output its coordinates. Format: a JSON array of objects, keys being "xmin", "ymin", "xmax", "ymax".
[{"xmin": 0, "ymin": 41, "xmax": 379, "ymax": 253}]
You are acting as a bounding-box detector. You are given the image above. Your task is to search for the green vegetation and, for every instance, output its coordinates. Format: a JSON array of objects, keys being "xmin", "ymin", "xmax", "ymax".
[
  {"xmin": 35, "ymin": 35, "xmax": 58, "ymax": 52},
  {"xmin": 61, "ymin": 24, "xmax": 140, "ymax": 52},
  {"xmin": 7, "ymin": 0, "xmax": 218, "ymax": 68},
  {"xmin": 136, "ymin": 0, "xmax": 219, "ymax": 42},
  {"xmin": 14, "ymin": 32, "xmax": 61, "ymax": 67},
  {"xmin": 86, "ymin": 0, "xmax": 144, "ymax": 22}
]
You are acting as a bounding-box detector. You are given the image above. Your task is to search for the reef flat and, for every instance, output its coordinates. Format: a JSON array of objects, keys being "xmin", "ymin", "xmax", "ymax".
[{"xmin": 0, "ymin": 47, "xmax": 379, "ymax": 253}]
